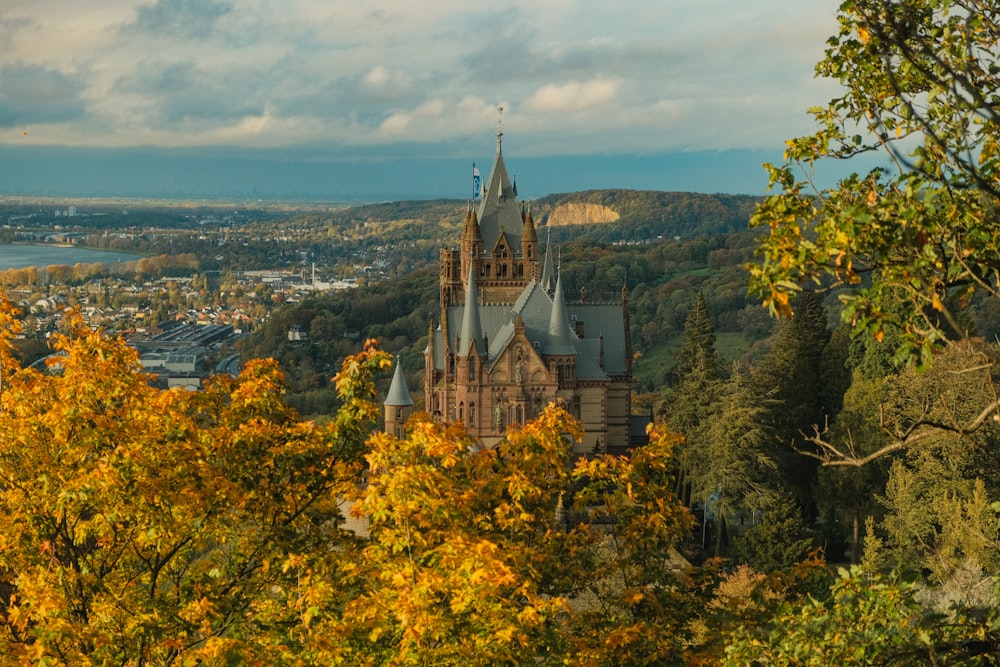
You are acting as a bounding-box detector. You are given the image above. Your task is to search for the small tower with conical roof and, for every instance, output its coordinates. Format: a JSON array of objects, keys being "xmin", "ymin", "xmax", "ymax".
[
  {"xmin": 384, "ymin": 356, "xmax": 414, "ymax": 437},
  {"xmin": 543, "ymin": 271, "xmax": 577, "ymax": 392},
  {"xmin": 459, "ymin": 205, "xmax": 483, "ymax": 293}
]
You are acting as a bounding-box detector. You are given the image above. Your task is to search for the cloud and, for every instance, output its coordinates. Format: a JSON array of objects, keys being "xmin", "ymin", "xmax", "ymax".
[
  {"xmin": 126, "ymin": 0, "xmax": 232, "ymax": 39},
  {"xmin": 0, "ymin": 0, "xmax": 847, "ymax": 158},
  {"xmin": 524, "ymin": 78, "xmax": 623, "ymax": 113},
  {"xmin": 112, "ymin": 61, "xmax": 263, "ymax": 126},
  {"xmin": 0, "ymin": 64, "xmax": 87, "ymax": 128}
]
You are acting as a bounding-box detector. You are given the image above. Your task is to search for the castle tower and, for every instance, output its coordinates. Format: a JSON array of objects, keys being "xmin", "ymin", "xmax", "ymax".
[{"xmin": 384, "ymin": 356, "xmax": 413, "ymax": 438}]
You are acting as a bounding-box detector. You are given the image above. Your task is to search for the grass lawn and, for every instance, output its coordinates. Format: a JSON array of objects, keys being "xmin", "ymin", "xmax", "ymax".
[{"xmin": 633, "ymin": 331, "xmax": 757, "ymax": 393}]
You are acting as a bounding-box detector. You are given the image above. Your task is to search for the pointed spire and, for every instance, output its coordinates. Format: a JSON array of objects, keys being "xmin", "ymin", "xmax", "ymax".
[
  {"xmin": 461, "ymin": 206, "xmax": 482, "ymax": 246},
  {"xmin": 426, "ymin": 319, "xmax": 435, "ymax": 357},
  {"xmin": 496, "ymin": 100, "xmax": 504, "ymax": 154},
  {"xmin": 522, "ymin": 203, "xmax": 537, "ymax": 244},
  {"xmin": 385, "ymin": 356, "xmax": 414, "ymax": 407},
  {"xmin": 543, "ymin": 271, "xmax": 575, "ymax": 355},
  {"xmin": 459, "ymin": 261, "xmax": 485, "ymax": 357},
  {"xmin": 541, "ymin": 226, "xmax": 555, "ymax": 292}
]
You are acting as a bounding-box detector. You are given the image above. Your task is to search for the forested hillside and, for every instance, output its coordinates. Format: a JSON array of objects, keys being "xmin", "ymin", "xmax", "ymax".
[
  {"xmin": 535, "ymin": 189, "xmax": 760, "ymax": 243},
  {"xmin": 246, "ymin": 190, "xmax": 761, "ymax": 279}
]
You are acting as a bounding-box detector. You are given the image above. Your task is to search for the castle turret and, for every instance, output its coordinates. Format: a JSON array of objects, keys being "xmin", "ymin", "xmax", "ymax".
[
  {"xmin": 521, "ymin": 202, "xmax": 538, "ymax": 270},
  {"xmin": 384, "ymin": 356, "xmax": 414, "ymax": 437},
  {"xmin": 459, "ymin": 261, "xmax": 485, "ymax": 357},
  {"xmin": 460, "ymin": 206, "xmax": 482, "ymax": 289}
]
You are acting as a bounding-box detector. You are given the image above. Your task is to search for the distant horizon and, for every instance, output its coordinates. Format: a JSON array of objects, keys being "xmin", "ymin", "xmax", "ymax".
[{"xmin": 0, "ymin": 144, "xmax": 884, "ymax": 203}]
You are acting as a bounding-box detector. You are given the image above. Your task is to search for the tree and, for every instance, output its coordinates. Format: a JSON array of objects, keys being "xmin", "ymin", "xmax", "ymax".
[
  {"xmin": 724, "ymin": 566, "xmax": 1000, "ymax": 666},
  {"xmin": 751, "ymin": 291, "xmax": 831, "ymax": 506},
  {"xmin": 749, "ymin": 0, "xmax": 1000, "ymax": 368},
  {"xmin": 0, "ymin": 305, "xmax": 389, "ymax": 665},
  {"xmin": 733, "ymin": 492, "xmax": 814, "ymax": 573},
  {"xmin": 663, "ymin": 295, "xmax": 726, "ymax": 507},
  {"xmin": 813, "ymin": 370, "xmax": 891, "ymax": 563},
  {"xmin": 669, "ymin": 292, "xmax": 720, "ymax": 385},
  {"xmin": 872, "ymin": 343, "xmax": 1000, "ymax": 582},
  {"xmin": 697, "ymin": 371, "xmax": 777, "ymax": 557},
  {"xmin": 286, "ymin": 412, "xmax": 698, "ymax": 666}
]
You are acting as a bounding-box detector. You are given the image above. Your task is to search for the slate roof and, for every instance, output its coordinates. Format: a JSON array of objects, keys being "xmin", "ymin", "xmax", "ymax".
[
  {"xmin": 434, "ymin": 276, "xmax": 625, "ymax": 381},
  {"xmin": 458, "ymin": 261, "xmax": 485, "ymax": 356},
  {"xmin": 385, "ymin": 356, "xmax": 414, "ymax": 407},
  {"xmin": 540, "ymin": 228, "xmax": 555, "ymax": 292},
  {"xmin": 475, "ymin": 133, "xmax": 523, "ymax": 254},
  {"xmin": 543, "ymin": 273, "xmax": 575, "ymax": 356}
]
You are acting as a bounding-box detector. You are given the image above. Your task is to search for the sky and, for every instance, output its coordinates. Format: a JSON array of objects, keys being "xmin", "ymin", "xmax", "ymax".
[{"xmin": 0, "ymin": 0, "xmax": 861, "ymax": 200}]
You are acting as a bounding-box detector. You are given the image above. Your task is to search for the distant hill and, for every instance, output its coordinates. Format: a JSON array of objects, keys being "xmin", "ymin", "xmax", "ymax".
[
  {"xmin": 531, "ymin": 190, "xmax": 762, "ymax": 243},
  {"xmin": 279, "ymin": 190, "xmax": 762, "ymax": 248}
]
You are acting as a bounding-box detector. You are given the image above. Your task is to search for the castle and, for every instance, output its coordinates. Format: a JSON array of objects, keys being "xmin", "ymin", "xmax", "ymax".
[{"xmin": 385, "ymin": 129, "xmax": 636, "ymax": 454}]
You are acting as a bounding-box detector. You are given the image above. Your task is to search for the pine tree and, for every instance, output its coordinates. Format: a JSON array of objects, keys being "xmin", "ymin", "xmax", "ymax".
[
  {"xmin": 669, "ymin": 292, "xmax": 720, "ymax": 385},
  {"xmin": 664, "ymin": 293, "xmax": 725, "ymax": 507},
  {"xmin": 751, "ymin": 291, "xmax": 830, "ymax": 508}
]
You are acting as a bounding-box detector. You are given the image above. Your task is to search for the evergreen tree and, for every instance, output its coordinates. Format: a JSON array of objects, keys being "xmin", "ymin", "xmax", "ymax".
[
  {"xmin": 733, "ymin": 491, "xmax": 814, "ymax": 572},
  {"xmin": 664, "ymin": 344, "xmax": 726, "ymax": 507},
  {"xmin": 663, "ymin": 292, "xmax": 726, "ymax": 507},
  {"xmin": 669, "ymin": 292, "xmax": 720, "ymax": 385},
  {"xmin": 751, "ymin": 291, "xmax": 831, "ymax": 508},
  {"xmin": 696, "ymin": 370, "xmax": 776, "ymax": 557}
]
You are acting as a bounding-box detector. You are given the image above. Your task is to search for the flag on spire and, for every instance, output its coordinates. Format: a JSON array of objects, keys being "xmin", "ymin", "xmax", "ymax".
[{"xmin": 473, "ymin": 164, "xmax": 481, "ymax": 201}]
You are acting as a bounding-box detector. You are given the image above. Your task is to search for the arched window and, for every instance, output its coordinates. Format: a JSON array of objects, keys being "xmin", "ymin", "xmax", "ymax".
[
  {"xmin": 458, "ymin": 402, "xmax": 464, "ymax": 422},
  {"xmin": 469, "ymin": 402, "xmax": 476, "ymax": 427},
  {"xmin": 468, "ymin": 358, "xmax": 476, "ymax": 382},
  {"xmin": 515, "ymin": 405, "xmax": 523, "ymax": 425}
]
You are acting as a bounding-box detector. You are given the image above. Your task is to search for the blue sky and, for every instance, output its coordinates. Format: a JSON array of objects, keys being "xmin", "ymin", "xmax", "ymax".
[{"xmin": 0, "ymin": 0, "xmax": 855, "ymax": 200}]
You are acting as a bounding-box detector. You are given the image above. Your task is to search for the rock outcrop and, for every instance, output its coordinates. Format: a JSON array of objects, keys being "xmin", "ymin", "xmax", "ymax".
[{"xmin": 546, "ymin": 202, "xmax": 620, "ymax": 227}]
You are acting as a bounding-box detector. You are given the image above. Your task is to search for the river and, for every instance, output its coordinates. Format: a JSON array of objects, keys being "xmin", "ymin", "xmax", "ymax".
[{"xmin": 0, "ymin": 244, "xmax": 139, "ymax": 270}]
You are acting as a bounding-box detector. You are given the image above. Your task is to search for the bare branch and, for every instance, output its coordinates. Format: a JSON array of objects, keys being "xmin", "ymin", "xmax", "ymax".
[{"xmin": 796, "ymin": 394, "xmax": 1000, "ymax": 467}]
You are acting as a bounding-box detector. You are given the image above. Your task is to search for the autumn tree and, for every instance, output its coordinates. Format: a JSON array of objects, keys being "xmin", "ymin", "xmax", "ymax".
[
  {"xmin": 0, "ymin": 304, "xmax": 389, "ymax": 665},
  {"xmin": 284, "ymin": 412, "xmax": 699, "ymax": 666},
  {"xmin": 749, "ymin": 0, "xmax": 1000, "ymax": 368}
]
